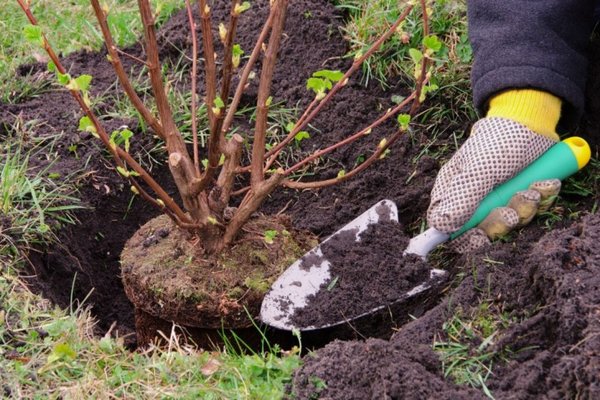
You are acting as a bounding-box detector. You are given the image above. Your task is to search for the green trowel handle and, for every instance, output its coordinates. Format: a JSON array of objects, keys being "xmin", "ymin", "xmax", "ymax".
[{"xmin": 450, "ymin": 137, "xmax": 591, "ymax": 239}]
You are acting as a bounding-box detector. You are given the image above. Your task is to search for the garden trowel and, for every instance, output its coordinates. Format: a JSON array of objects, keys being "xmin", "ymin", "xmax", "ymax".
[{"xmin": 260, "ymin": 137, "xmax": 591, "ymax": 331}]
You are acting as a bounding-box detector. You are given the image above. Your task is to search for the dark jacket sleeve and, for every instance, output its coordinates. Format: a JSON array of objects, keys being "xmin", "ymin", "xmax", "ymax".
[{"xmin": 468, "ymin": 0, "xmax": 597, "ymax": 129}]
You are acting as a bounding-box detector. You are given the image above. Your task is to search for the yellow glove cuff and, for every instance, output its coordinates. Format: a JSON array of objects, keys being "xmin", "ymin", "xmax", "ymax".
[{"xmin": 486, "ymin": 89, "xmax": 561, "ymax": 141}]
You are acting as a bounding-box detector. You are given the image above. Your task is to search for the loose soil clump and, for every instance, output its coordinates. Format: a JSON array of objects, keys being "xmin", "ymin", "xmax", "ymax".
[{"xmin": 290, "ymin": 221, "xmax": 433, "ymax": 328}]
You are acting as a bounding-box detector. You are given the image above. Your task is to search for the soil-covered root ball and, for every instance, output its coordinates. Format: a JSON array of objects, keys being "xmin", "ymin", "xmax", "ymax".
[{"xmin": 120, "ymin": 213, "xmax": 317, "ymax": 344}]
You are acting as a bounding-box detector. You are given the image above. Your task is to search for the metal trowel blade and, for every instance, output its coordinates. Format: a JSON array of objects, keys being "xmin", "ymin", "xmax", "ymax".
[{"xmin": 259, "ymin": 199, "xmax": 399, "ymax": 331}]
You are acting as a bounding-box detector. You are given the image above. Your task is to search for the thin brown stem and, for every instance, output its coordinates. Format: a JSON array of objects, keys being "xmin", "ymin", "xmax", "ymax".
[
  {"xmin": 138, "ymin": 0, "xmax": 202, "ymax": 218},
  {"xmin": 185, "ymin": 0, "xmax": 201, "ymax": 175},
  {"xmin": 220, "ymin": 0, "xmax": 241, "ymax": 105},
  {"xmin": 221, "ymin": 7, "xmax": 276, "ymax": 136},
  {"xmin": 282, "ymin": 93, "xmax": 416, "ymax": 176},
  {"xmin": 115, "ymin": 48, "xmax": 148, "ymax": 66},
  {"xmin": 281, "ymin": 128, "xmax": 405, "ymax": 190},
  {"xmin": 90, "ymin": 0, "xmax": 163, "ymax": 139},
  {"xmin": 16, "ymin": 0, "xmax": 192, "ymax": 224},
  {"xmin": 197, "ymin": 0, "xmax": 221, "ymax": 185},
  {"xmin": 409, "ymin": 0, "xmax": 430, "ymax": 115},
  {"xmin": 251, "ymin": 0, "xmax": 288, "ymax": 187},
  {"xmin": 265, "ymin": 5, "xmax": 414, "ymax": 163}
]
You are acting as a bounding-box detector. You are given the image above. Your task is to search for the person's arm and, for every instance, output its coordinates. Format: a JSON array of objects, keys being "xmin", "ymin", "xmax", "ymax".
[
  {"xmin": 468, "ymin": 0, "xmax": 596, "ymax": 129},
  {"xmin": 427, "ymin": 1, "xmax": 596, "ymax": 252}
]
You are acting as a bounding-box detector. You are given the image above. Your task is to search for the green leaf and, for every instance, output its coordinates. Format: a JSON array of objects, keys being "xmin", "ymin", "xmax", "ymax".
[
  {"xmin": 235, "ymin": 1, "xmax": 251, "ymax": 14},
  {"xmin": 57, "ymin": 72, "xmax": 71, "ymax": 86},
  {"xmin": 214, "ymin": 96, "xmax": 225, "ymax": 109},
  {"xmin": 47, "ymin": 343, "xmax": 76, "ymax": 364},
  {"xmin": 286, "ymin": 122, "xmax": 296, "ymax": 132},
  {"xmin": 232, "ymin": 44, "xmax": 244, "ymax": 57},
  {"xmin": 74, "ymin": 74, "xmax": 93, "ymax": 91},
  {"xmin": 78, "ymin": 116, "xmax": 97, "ymax": 135},
  {"xmin": 121, "ymin": 129, "xmax": 133, "ymax": 152},
  {"xmin": 397, "ymin": 114, "xmax": 411, "ymax": 130},
  {"xmin": 327, "ymin": 276, "xmax": 339, "ymax": 291},
  {"xmin": 312, "ymin": 69, "xmax": 344, "ymax": 83},
  {"xmin": 423, "ymin": 35, "xmax": 442, "ymax": 52},
  {"xmin": 294, "ymin": 131, "xmax": 310, "ymax": 143},
  {"xmin": 408, "ymin": 48, "xmax": 423, "ymax": 63},
  {"xmin": 116, "ymin": 166, "xmax": 129, "ymax": 177},
  {"xmin": 306, "ymin": 77, "xmax": 331, "ymax": 95},
  {"xmin": 47, "ymin": 61, "xmax": 56, "ymax": 73},
  {"xmin": 336, "ymin": 170, "xmax": 346, "ymax": 179},
  {"xmin": 66, "ymin": 75, "xmax": 91, "ymax": 92},
  {"xmin": 264, "ymin": 230, "xmax": 278, "ymax": 244},
  {"xmin": 23, "ymin": 25, "xmax": 44, "ymax": 46}
]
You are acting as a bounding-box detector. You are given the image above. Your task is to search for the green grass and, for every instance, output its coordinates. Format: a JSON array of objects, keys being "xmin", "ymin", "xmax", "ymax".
[
  {"xmin": 0, "ymin": 130, "xmax": 82, "ymax": 256},
  {"xmin": 334, "ymin": 0, "xmax": 472, "ymax": 87},
  {"xmin": 0, "ymin": 265, "xmax": 301, "ymax": 399},
  {"xmin": 433, "ymin": 302, "xmax": 515, "ymax": 399},
  {"xmin": 0, "ymin": 0, "xmax": 184, "ymax": 103}
]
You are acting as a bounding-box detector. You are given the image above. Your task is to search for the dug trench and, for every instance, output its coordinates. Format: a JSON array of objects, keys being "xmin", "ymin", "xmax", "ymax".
[{"xmin": 1, "ymin": 1, "xmax": 599, "ymax": 399}]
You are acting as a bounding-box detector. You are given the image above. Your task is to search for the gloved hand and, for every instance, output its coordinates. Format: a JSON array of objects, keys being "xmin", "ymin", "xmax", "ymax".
[{"xmin": 427, "ymin": 116, "xmax": 561, "ymax": 253}]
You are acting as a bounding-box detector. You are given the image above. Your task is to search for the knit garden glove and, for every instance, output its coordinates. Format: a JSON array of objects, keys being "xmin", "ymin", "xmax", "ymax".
[{"xmin": 427, "ymin": 117, "xmax": 560, "ymax": 253}]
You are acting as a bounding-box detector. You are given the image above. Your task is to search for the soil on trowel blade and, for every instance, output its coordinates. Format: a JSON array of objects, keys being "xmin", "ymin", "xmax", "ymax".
[
  {"xmin": 290, "ymin": 221, "xmax": 431, "ymax": 328},
  {"xmin": 289, "ymin": 214, "xmax": 600, "ymax": 399}
]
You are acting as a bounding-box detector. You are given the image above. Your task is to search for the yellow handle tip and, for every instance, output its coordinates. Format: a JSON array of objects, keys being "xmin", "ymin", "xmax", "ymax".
[{"xmin": 563, "ymin": 137, "xmax": 591, "ymax": 170}]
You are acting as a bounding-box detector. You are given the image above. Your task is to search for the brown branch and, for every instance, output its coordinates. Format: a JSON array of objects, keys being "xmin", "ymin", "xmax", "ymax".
[
  {"xmin": 221, "ymin": 7, "xmax": 276, "ymax": 136},
  {"xmin": 282, "ymin": 92, "xmax": 416, "ymax": 176},
  {"xmin": 16, "ymin": 0, "xmax": 191, "ymax": 224},
  {"xmin": 197, "ymin": 0, "xmax": 221, "ymax": 185},
  {"xmin": 90, "ymin": 0, "xmax": 164, "ymax": 139},
  {"xmin": 409, "ymin": 0, "xmax": 430, "ymax": 115},
  {"xmin": 115, "ymin": 48, "xmax": 148, "ymax": 65},
  {"xmin": 220, "ymin": 0, "xmax": 241, "ymax": 105},
  {"xmin": 222, "ymin": 173, "xmax": 284, "ymax": 249},
  {"xmin": 264, "ymin": 4, "xmax": 414, "ymax": 164},
  {"xmin": 138, "ymin": 0, "xmax": 201, "ymax": 218},
  {"xmin": 281, "ymin": 128, "xmax": 404, "ymax": 190},
  {"xmin": 216, "ymin": 134, "xmax": 244, "ymax": 206},
  {"xmin": 251, "ymin": 0, "xmax": 288, "ymax": 187},
  {"xmin": 185, "ymin": 0, "xmax": 201, "ymax": 175},
  {"xmin": 208, "ymin": 0, "xmax": 241, "ymax": 154}
]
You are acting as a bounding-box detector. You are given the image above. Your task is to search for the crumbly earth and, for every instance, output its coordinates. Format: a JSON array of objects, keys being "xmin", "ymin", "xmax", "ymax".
[
  {"xmin": 289, "ymin": 214, "xmax": 600, "ymax": 399},
  {"xmin": 2, "ymin": 0, "xmax": 599, "ymax": 398},
  {"xmin": 290, "ymin": 221, "xmax": 437, "ymax": 329}
]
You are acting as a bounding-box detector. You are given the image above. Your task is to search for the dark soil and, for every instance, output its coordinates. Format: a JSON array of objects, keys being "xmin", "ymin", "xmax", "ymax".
[
  {"xmin": 2, "ymin": 0, "xmax": 599, "ymax": 398},
  {"xmin": 290, "ymin": 221, "xmax": 433, "ymax": 328},
  {"xmin": 290, "ymin": 213, "xmax": 600, "ymax": 399},
  {"xmin": 121, "ymin": 213, "xmax": 315, "ymax": 328}
]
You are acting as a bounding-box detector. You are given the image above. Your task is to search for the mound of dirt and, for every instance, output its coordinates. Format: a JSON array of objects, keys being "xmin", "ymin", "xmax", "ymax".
[{"xmin": 290, "ymin": 213, "xmax": 600, "ymax": 399}]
